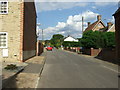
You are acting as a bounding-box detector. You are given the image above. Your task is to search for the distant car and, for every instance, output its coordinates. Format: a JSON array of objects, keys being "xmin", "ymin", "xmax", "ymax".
[{"xmin": 46, "ymin": 46, "xmax": 53, "ymax": 51}]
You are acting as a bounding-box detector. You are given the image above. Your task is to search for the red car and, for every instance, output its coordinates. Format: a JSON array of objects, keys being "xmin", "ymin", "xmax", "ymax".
[{"xmin": 46, "ymin": 46, "xmax": 53, "ymax": 51}]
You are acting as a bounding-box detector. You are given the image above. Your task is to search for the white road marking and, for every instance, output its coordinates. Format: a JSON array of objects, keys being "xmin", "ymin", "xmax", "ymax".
[
  {"xmin": 35, "ymin": 76, "xmax": 40, "ymax": 90},
  {"xmin": 102, "ymin": 66, "xmax": 118, "ymax": 73}
]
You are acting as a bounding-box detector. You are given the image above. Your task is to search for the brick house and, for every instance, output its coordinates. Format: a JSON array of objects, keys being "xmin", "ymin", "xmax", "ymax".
[
  {"xmin": 101, "ymin": 22, "xmax": 115, "ymax": 32},
  {"xmin": 0, "ymin": 0, "xmax": 37, "ymax": 62},
  {"xmin": 84, "ymin": 15, "xmax": 106, "ymax": 32},
  {"xmin": 85, "ymin": 15, "xmax": 115, "ymax": 33},
  {"xmin": 113, "ymin": 7, "xmax": 120, "ymax": 62}
]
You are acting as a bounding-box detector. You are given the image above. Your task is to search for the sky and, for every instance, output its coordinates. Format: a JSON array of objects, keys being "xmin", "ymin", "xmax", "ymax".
[{"xmin": 35, "ymin": 1, "xmax": 118, "ymax": 40}]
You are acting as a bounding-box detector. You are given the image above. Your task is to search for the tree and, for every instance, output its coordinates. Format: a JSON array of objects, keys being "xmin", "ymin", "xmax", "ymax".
[
  {"xmin": 50, "ymin": 34, "xmax": 64, "ymax": 48},
  {"xmin": 104, "ymin": 32, "xmax": 115, "ymax": 48},
  {"xmin": 45, "ymin": 40, "xmax": 52, "ymax": 46},
  {"xmin": 80, "ymin": 30, "xmax": 115, "ymax": 49},
  {"xmin": 62, "ymin": 41, "xmax": 81, "ymax": 47}
]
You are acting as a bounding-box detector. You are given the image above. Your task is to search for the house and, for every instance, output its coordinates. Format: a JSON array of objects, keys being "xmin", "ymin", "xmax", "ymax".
[
  {"xmin": 106, "ymin": 22, "xmax": 115, "ymax": 32},
  {"xmin": 0, "ymin": 0, "xmax": 37, "ymax": 62},
  {"xmin": 64, "ymin": 35, "xmax": 79, "ymax": 42},
  {"xmin": 84, "ymin": 15, "xmax": 106, "ymax": 32},
  {"xmin": 113, "ymin": 7, "xmax": 120, "ymax": 62},
  {"xmin": 101, "ymin": 22, "xmax": 115, "ymax": 32}
]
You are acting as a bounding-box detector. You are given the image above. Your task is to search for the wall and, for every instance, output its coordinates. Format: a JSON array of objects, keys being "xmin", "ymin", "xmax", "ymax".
[
  {"xmin": 82, "ymin": 48, "xmax": 101, "ymax": 56},
  {"xmin": 97, "ymin": 48, "xmax": 117, "ymax": 64},
  {"xmin": 91, "ymin": 48, "xmax": 101, "ymax": 56},
  {"xmin": 82, "ymin": 48, "xmax": 117, "ymax": 64},
  {"xmin": 36, "ymin": 41, "xmax": 44, "ymax": 56},
  {"xmin": 0, "ymin": 2, "xmax": 22, "ymax": 62},
  {"xmin": 22, "ymin": 2, "xmax": 37, "ymax": 61},
  {"xmin": 113, "ymin": 9, "xmax": 120, "ymax": 63},
  {"xmin": 82, "ymin": 48, "xmax": 91, "ymax": 55},
  {"xmin": 93, "ymin": 22, "xmax": 105, "ymax": 31}
]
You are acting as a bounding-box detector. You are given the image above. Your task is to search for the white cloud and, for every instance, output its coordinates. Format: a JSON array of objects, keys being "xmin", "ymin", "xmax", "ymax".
[
  {"xmin": 94, "ymin": 2, "xmax": 116, "ymax": 6},
  {"xmin": 38, "ymin": 11, "xmax": 99, "ymax": 40},
  {"xmin": 35, "ymin": 1, "xmax": 118, "ymax": 12},
  {"xmin": 35, "ymin": 0, "xmax": 119, "ymax": 2},
  {"xmin": 35, "ymin": 2, "xmax": 89, "ymax": 12},
  {"xmin": 92, "ymin": 6, "xmax": 96, "ymax": 9},
  {"xmin": 108, "ymin": 16, "xmax": 115, "ymax": 23}
]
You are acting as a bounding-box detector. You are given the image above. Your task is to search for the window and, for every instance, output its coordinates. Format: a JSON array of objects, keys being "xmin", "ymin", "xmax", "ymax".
[
  {"xmin": 0, "ymin": 1, "xmax": 8, "ymax": 14},
  {"xmin": 0, "ymin": 32, "xmax": 7, "ymax": 48}
]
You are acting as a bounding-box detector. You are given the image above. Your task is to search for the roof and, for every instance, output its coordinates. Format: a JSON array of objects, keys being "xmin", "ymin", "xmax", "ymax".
[
  {"xmin": 85, "ymin": 21, "xmax": 98, "ymax": 32},
  {"xmin": 107, "ymin": 24, "xmax": 115, "ymax": 32},
  {"xmin": 84, "ymin": 20, "xmax": 106, "ymax": 32},
  {"xmin": 100, "ymin": 24, "xmax": 115, "ymax": 32},
  {"xmin": 64, "ymin": 35, "xmax": 78, "ymax": 42}
]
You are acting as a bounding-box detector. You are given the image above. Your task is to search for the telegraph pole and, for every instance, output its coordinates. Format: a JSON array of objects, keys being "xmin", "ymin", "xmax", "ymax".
[
  {"xmin": 82, "ymin": 16, "xmax": 84, "ymax": 34},
  {"xmin": 42, "ymin": 29, "xmax": 44, "ymax": 41}
]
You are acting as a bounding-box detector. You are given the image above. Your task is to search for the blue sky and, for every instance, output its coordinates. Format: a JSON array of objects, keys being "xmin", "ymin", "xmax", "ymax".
[{"xmin": 35, "ymin": 2, "xmax": 118, "ymax": 40}]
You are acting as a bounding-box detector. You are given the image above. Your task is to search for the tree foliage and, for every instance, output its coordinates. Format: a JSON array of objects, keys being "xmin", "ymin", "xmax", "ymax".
[
  {"xmin": 80, "ymin": 30, "xmax": 115, "ymax": 49},
  {"xmin": 105, "ymin": 32, "xmax": 115, "ymax": 48},
  {"xmin": 62, "ymin": 41, "xmax": 80, "ymax": 47},
  {"xmin": 50, "ymin": 34, "xmax": 64, "ymax": 48}
]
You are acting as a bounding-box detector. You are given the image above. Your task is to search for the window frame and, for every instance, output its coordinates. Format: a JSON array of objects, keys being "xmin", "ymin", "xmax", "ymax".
[
  {"xmin": 0, "ymin": 32, "xmax": 8, "ymax": 49},
  {"xmin": 0, "ymin": 1, "xmax": 8, "ymax": 14}
]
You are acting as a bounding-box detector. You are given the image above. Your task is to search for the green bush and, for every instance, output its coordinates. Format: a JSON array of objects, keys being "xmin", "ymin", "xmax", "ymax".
[
  {"xmin": 80, "ymin": 30, "xmax": 115, "ymax": 49},
  {"xmin": 50, "ymin": 34, "xmax": 64, "ymax": 48},
  {"xmin": 62, "ymin": 41, "xmax": 80, "ymax": 47},
  {"xmin": 4, "ymin": 64, "xmax": 18, "ymax": 70}
]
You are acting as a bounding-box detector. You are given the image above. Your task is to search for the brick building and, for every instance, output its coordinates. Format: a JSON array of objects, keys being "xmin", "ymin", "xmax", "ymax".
[
  {"xmin": 0, "ymin": 0, "xmax": 37, "ymax": 62},
  {"xmin": 113, "ymin": 7, "xmax": 120, "ymax": 62},
  {"xmin": 102, "ymin": 22, "xmax": 115, "ymax": 32},
  {"xmin": 84, "ymin": 15, "xmax": 106, "ymax": 32},
  {"xmin": 85, "ymin": 15, "xmax": 115, "ymax": 32}
]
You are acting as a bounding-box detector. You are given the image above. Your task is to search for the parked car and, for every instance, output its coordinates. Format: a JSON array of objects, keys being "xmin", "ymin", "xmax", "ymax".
[{"xmin": 46, "ymin": 46, "xmax": 53, "ymax": 51}]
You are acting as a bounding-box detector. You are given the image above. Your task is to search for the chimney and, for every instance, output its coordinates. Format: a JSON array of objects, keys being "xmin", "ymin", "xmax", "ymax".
[
  {"xmin": 88, "ymin": 22, "xmax": 91, "ymax": 26},
  {"xmin": 107, "ymin": 22, "xmax": 113, "ymax": 29},
  {"xmin": 97, "ymin": 15, "xmax": 101, "ymax": 21}
]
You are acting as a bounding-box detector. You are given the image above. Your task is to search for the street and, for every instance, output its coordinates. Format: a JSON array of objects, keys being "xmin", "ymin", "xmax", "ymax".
[{"xmin": 37, "ymin": 49, "xmax": 118, "ymax": 88}]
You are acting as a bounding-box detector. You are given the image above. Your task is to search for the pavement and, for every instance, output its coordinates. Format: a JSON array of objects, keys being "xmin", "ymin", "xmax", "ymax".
[
  {"xmin": 37, "ymin": 49, "xmax": 118, "ymax": 88},
  {"xmin": 2, "ymin": 52, "xmax": 46, "ymax": 89}
]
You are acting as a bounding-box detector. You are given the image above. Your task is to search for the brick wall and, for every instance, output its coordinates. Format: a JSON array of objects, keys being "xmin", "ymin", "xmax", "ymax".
[
  {"xmin": 0, "ymin": 1, "xmax": 37, "ymax": 62},
  {"xmin": 82, "ymin": 48, "xmax": 101, "ymax": 56},
  {"xmin": 0, "ymin": 2, "xmax": 22, "ymax": 62},
  {"xmin": 113, "ymin": 8, "xmax": 120, "ymax": 63},
  {"xmin": 82, "ymin": 48, "xmax": 91, "ymax": 55},
  {"xmin": 91, "ymin": 48, "xmax": 101, "ymax": 56},
  {"xmin": 97, "ymin": 48, "xmax": 117, "ymax": 64},
  {"xmin": 36, "ymin": 41, "xmax": 44, "ymax": 56},
  {"xmin": 22, "ymin": 2, "xmax": 37, "ymax": 61}
]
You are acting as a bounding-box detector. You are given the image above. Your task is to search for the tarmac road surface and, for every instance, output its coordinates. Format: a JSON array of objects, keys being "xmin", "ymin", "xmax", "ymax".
[{"xmin": 37, "ymin": 49, "xmax": 118, "ymax": 88}]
